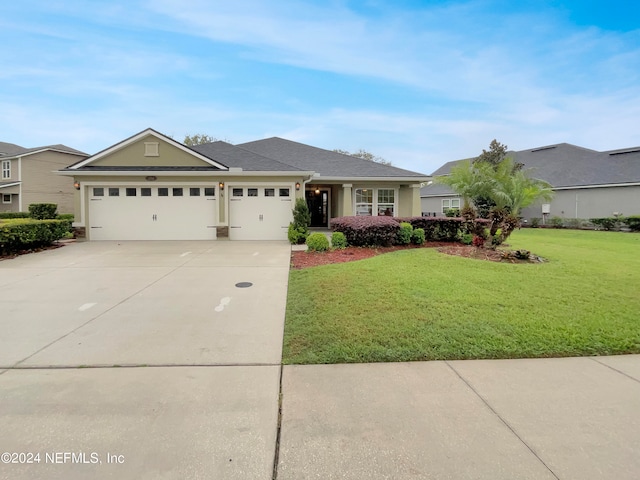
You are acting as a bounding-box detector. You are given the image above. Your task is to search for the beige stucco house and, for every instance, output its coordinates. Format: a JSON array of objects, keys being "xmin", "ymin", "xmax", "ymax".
[
  {"xmin": 59, "ymin": 129, "xmax": 428, "ymax": 240},
  {"xmin": 0, "ymin": 142, "xmax": 87, "ymax": 214}
]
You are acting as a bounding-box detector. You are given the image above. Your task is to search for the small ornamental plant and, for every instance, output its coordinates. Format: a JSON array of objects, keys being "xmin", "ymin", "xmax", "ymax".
[{"xmin": 306, "ymin": 233, "xmax": 330, "ymax": 252}]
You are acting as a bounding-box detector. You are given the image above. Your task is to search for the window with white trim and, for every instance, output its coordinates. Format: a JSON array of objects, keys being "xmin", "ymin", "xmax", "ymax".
[
  {"xmin": 1, "ymin": 160, "xmax": 10, "ymax": 179},
  {"xmin": 377, "ymin": 189, "xmax": 395, "ymax": 216},
  {"xmin": 2, "ymin": 193, "xmax": 11, "ymax": 204},
  {"xmin": 441, "ymin": 198, "xmax": 461, "ymax": 213},
  {"xmin": 355, "ymin": 188, "xmax": 397, "ymax": 216},
  {"xmin": 355, "ymin": 188, "xmax": 373, "ymax": 216}
]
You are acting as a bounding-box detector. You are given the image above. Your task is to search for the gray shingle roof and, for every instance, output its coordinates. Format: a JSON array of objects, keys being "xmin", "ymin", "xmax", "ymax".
[
  {"xmin": 238, "ymin": 137, "xmax": 427, "ymax": 178},
  {"xmin": 422, "ymin": 143, "xmax": 640, "ymax": 196},
  {"xmin": 0, "ymin": 142, "xmax": 26, "ymax": 156},
  {"xmin": 191, "ymin": 141, "xmax": 304, "ymax": 172},
  {"xmin": 0, "ymin": 141, "xmax": 87, "ymax": 158}
]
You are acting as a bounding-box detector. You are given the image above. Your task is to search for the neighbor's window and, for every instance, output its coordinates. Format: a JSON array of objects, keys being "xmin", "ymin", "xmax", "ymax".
[
  {"xmin": 377, "ymin": 189, "xmax": 395, "ymax": 216},
  {"xmin": 442, "ymin": 198, "xmax": 461, "ymax": 213},
  {"xmin": 144, "ymin": 142, "xmax": 159, "ymax": 157},
  {"xmin": 2, "ymin": 194, "xmax": 11, "ymax": 204},
  {"xmin": 93, "ymin": 187, "xmax": 104, "ymax": 197},
  {"xmin": 355, "ymin": 188, "xmax": 373, "ymax": 216},
  {"xmin": 1, "ymin": 160, "xmax": 10, "ymax": 179}
]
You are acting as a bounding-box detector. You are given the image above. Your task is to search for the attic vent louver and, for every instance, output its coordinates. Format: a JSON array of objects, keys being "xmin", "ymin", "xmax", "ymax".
[{"xmin": 531, "ymin": 146, "xmax": 557, "ymax": 153}]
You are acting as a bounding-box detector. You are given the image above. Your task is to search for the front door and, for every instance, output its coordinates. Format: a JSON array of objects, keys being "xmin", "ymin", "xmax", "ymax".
[{"xmin": 305, "ymin": 189, "xmax": 329, "ymax": 228}]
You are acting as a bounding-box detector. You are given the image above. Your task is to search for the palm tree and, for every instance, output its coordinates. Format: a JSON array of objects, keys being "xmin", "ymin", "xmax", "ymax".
[{"xmin": 435, "ymin": 160, "xmax": 492, "ymax": 210}]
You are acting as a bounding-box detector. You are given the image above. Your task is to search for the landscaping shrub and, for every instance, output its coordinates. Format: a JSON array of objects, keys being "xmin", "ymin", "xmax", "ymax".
[
  {"xmin": 590, "ymin": 217, "xmax": 618, "ymax": 231},
  {"xmin": 0, "ymin": 212, "xmax": 30, "ymax": 219},
  {"xmin": 306, "ymin": 232, "xmax": 330, "ymax": 252},
  {"xmin": 28, "ymin": 203, "xmax": 58, "ymax": 220},
  {"xmin": 444, "ymin": 208, "xmax": 460, "ymax": 217},
  {"xmin": 57, "ymin": 213, "xmax": 74, "ymax": 221},
  {"xmin": 460, "ymin": 233, "xmax": 473, "ymax": 245},
  {"xmin": 331, "ymin": 216, "xmax": 400, "ymax": 247},
  {"xmin": 549, "ymin": 216, "xmax": 564, "ymax": 228},
  {"xmin": 624, "ymin": 215, "xmax": 640, "ymax": 232},
  {"xmin": 288, "ymin": 198, "xmax": 311, "ymax": 244},
  {"xmin": 397, "ymin": 222, "xmax": 413, "ymax": 245},
  {"xmin": 530, "ymin": 217, "xmax": 540, "ymax": 228},
  {"xmin": 331, "ymin": 231, "xmax": 347, "ymax": 249},
  {"xmin": 0, "ymin": 219, "xmax": 71, "ymax": 255},
  {"xmin": 411, "ymin": 228, "xmax": 425, "ymax": 245},
  {"xmin": 564, "ymin": 218, "xmax": 585, "ymax": 229},
  {"xmin": 396, "ymin": 217, "xmax": 490, "ymax": 242},
  {"xmin": 472, "ymin": 235, "xmax": 485, "ymax": 247}
]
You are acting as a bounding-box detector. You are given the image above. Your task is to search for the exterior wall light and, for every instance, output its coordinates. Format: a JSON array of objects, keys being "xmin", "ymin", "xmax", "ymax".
[
  {"xmin": 295, "ymin": 182, "xmax": 301, "ymax": 191},
  {"xmin": 219, "ymin": 182, "xmax": 224, "ymax": 190},
  {"xmin": 73, "ymin": 182, "xmax": 80, "ymax": 190}
]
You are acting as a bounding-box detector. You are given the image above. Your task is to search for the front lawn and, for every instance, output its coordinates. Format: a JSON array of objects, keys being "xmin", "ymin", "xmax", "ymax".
[{"xmin": 283, "ymin": 229, "xmax": 640, "ymax": 364}]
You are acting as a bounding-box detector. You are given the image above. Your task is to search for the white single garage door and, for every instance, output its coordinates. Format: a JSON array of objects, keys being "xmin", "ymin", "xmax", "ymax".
[
  {"xmin": 88, "ymin": 185, "xmax": 217, "ymax": 240},
  {"xmin": 229, "ymin": 186, "xmax": 293, "ymax": 240}
]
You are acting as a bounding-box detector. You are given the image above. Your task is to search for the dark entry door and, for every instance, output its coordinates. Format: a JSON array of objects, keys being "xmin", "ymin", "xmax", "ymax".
[{"xmin": 305, "ymin": 190, "xmax": 329, "ymax": 227}]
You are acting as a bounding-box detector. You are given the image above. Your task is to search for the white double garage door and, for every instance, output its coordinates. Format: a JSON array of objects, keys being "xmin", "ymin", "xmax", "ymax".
[{"xmin": 88, "ymin": 184, "xmax": 293, "ymax": 241}]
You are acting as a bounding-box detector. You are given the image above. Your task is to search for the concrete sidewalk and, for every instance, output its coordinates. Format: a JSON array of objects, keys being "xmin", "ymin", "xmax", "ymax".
[{"xmin": 277, "ymin": 355, "xmax": 640, "ymax": 480}]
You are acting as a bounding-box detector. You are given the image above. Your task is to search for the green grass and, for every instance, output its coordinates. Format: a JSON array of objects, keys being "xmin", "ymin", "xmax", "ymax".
[{"xmin": 283, "ymin": 229, "xmax": 640, "ymax": 364}]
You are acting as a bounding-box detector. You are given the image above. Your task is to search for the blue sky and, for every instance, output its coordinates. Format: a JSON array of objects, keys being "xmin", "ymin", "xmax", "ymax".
[{"xmin": 1, "ymin": 0, "xmax": 638, "ymax": 173}]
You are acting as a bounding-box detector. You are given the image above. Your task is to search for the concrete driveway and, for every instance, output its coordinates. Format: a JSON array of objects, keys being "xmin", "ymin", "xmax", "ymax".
[{"xmin": 0, "ymin": 240, "xmax": 290, "ymax": 479}]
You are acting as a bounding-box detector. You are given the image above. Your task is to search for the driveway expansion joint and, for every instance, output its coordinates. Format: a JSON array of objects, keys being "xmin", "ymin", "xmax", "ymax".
[{"xmin": 445, "ymin": 361, "xmax": 561, "ymax": 480}]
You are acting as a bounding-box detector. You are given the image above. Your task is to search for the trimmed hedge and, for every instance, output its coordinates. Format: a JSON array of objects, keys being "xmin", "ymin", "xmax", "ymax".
[
  {"xmin": 625, "ymin": 216, "xmax": 640, "ymax": 232},
  {"xmin": 331, "ymin": 215, "xmax": 491, "ymax": 245},
  {"xmin": 0, "ymin": 219, "xmax": 71, "ymax": 255},
  {"xmin": 306, "ymin": 232, "xmax": 330, "ymax": 252},
  {"xmin": 331, "ymin": 216, "xmax": 400, "ymax": 246},
  {"xmin": 395, "ymin": 216, "xmax": 490, "ymax": 242},
  {"xmin": 0, "ymin": 212, "xmax": 30, "ymax": 219},
  {"xmin": 28, "ymin": 203, "xmax": 58, "ymax": 220}
]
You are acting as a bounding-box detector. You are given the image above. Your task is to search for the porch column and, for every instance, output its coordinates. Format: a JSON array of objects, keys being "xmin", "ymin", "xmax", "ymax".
[
  {"xmin": 342, "ymin": 184, "xmax": 353, "ymax": 216},
  {"xmin": 410, "ymin": 183, "xmax": 422, "ymax": 216}
]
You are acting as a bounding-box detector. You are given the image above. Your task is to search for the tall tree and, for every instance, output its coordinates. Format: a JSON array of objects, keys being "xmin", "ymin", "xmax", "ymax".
[
  {"xmin": 334, "ymin": 149, "xmax": 392, "ymax": 166},
  {"xmin": 183, "ymin": 134, "xmax": 222, "ymax": 146}
]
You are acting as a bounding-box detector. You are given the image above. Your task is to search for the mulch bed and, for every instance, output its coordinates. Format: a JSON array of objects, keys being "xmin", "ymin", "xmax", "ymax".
[
  {"xmin": 291, "ymin": 242, "xmax": 544, "ymax": 269},
  {"xmin": 0, "ymin": 242, "xmax": 68, "ymax": 261}
]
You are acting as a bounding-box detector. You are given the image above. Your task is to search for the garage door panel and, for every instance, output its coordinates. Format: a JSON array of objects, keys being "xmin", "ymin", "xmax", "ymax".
[
  {"xmin": 88, "ymin": 186, "xmax": 217, "ymax": 241},
  {"xmin": 229, "ymin": 186, "xmax": 293, "ymax": 241}
]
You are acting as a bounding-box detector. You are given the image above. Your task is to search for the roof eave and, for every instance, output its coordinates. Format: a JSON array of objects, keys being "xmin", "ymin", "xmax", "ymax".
[{"xmin": 56, "ymin": 169, "xmax": 315, "ymax": 177}]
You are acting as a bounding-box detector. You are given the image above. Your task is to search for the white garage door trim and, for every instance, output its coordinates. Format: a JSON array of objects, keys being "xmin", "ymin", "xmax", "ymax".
[
  {"xmin": 227, "ymin": 183, "xmax": 294, "ymax": 241},
  {"xmin": 87, "ymin": 183, "xmax": 218, "ymax": 240}
]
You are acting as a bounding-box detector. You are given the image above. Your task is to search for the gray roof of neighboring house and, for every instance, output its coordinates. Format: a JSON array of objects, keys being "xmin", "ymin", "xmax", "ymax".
[
  {"xmin": 0, "ymin": 141, "xmax": 87, "ymax": 158},
  {"xmin": 238, "ymin": 137, "xmax": 427, "ymax": 178},
  {"xmin": 191, "ymin": 141, "xmax": 305, "ymax": 172},
  {"xmin": 422, "ymin": 143, "xmax": 640, "ymax": 196}
]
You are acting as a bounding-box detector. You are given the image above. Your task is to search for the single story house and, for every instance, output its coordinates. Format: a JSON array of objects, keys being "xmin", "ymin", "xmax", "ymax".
[
  {"xmin": 59, "ymin": 128, "xmax": 428, "ymax": 240},
  {"xmin": 0, "ymin": 141, "xmax": 87, "ymax": 214},
  {"xmin": 421, "ymin": 143, "xmax": 640, "ymax": 221}
]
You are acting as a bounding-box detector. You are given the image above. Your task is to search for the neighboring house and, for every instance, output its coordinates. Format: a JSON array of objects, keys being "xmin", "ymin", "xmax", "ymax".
[
  {"xmin": 421, "ymin": 143, "xmax": 640, "ymax": 221},
  {"xmin": 0, "ymin": 141, "xmax": 88, "ymax": 214},
  {"xmin": 59, "ymin": 128, "xmax": 428, "ymax": 241}
]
